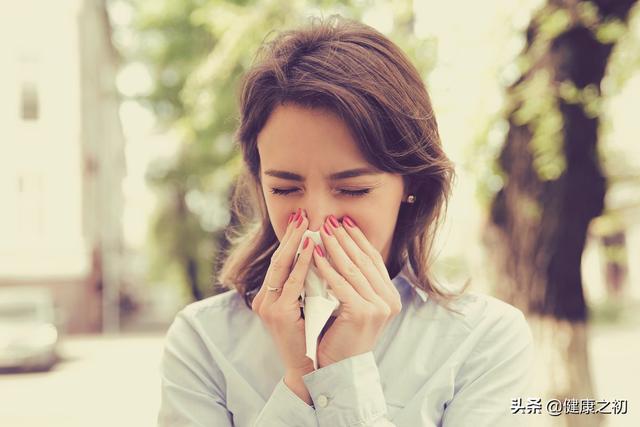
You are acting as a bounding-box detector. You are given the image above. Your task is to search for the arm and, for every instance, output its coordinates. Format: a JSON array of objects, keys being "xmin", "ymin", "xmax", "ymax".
[
  {"xmin": 157, "ymin": 311, "xmax": 233, "ymax": 426},
  {"xmin": 302, "ymin": 352, "xmax": 397, "ymax": 427},
  {"xmin": 254, "ymin": 377, "xmax": 319, "ymax": 426},
  {"xmin": 441, "ymin": 307, "xmax": 535, "ymax": 426},
  {"xmin": 157, "ymin": 311, "xmax": 319, "ymax": 427}
]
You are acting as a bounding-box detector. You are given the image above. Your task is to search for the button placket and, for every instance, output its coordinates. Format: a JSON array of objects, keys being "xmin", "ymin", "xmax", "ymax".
[{"xmin": 316, "ymin": 394, "xmax": 329, "ymax": 408}]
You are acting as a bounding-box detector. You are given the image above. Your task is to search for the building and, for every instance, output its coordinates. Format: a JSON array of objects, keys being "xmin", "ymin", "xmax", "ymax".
[{"xmin": 0, "ymin": 0, "xmax": 125, "ymax": 333}]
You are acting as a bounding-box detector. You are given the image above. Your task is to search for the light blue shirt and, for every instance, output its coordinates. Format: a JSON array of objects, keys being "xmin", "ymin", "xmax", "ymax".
[{"xmin": 157, "ymin": 262, "xmax": 534, "ymax": 426}]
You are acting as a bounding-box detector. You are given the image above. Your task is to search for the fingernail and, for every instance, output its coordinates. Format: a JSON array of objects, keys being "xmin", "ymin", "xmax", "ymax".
[
  {"xmin": 344, "ymin": 216, "xmax": 356, "ymax": 228},
  {"xmin": 328, "ymin": 215, "xmax": 339, "ymax": 228},
  {"xmin": 315, "ymin": 245, "xmax": 324, "ymax": 257},
  {"xmin": 288, "ymin": 213, "xmax": 294, "ymax": 224},
  {"xmin": 296, "ymin": 214, "xmax": 304, "ymax": 228},
  {"xmin": 293, "ymin": 207, "xmax": 301, "ymax": 222},
  {"xmin": 322, "ymin": 223, "xmax": 333, "ymax": 236},
  {"xmin": 303, "ymin": 236, "xmax": 310, "ymax": 249}
]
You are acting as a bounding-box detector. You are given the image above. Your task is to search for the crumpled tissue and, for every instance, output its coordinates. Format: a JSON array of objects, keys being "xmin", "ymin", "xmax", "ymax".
[{"xmin": 294, "ymin": 230, "xmax": 340, "ymax": 370}]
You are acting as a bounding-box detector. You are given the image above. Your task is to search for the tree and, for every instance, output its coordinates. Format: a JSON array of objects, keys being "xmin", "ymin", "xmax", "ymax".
[{"xmin": 482, "ymin": 1, "xmax": 638, "ymax": 425}]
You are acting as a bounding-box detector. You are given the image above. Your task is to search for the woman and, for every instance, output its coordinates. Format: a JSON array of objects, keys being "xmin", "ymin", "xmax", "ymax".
[{"xmin": 158, "ymin": 15, "xmax": 534, "ymax": 427}]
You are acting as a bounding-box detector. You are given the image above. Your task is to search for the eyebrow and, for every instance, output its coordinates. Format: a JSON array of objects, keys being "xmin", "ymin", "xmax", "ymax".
[{"xmin": 263, "ymin": 167, "xmax": 382, "ymax": 181}]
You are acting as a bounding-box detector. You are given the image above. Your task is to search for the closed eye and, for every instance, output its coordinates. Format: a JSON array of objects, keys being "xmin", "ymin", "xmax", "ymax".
[{"xmin": 270, "ymin": 188, "xmax": 371, "ymax": 197}]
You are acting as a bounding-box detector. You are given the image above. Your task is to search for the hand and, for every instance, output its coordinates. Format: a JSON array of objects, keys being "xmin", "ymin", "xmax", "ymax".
[
  {"xmin": 252, "ymin": 208, "xmax": 316, "ymax": 376},
  {"xmin": 313, "ymin": 214, "xmax": 402, "ymax": 368}
]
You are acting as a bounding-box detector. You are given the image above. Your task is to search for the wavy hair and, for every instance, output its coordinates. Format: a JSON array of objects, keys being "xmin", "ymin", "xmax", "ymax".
[{"xmin": 217, "ymin": 15, "xmax": 470, "ymax": 313}]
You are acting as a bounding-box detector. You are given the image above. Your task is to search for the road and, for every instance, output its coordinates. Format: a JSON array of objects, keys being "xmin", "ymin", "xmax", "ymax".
[
  {"xmin": 0, "ymin": 333, "xmax": 165, "ymax": 427},
  {"xmin": 589, "ymin": 323, "xmax": 640, "ymax": 427}
]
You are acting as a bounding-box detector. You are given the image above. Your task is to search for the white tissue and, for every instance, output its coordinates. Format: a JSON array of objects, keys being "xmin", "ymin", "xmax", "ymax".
[{"xmin": 294, "ymin": 230, "xmax": 340, "ymax": 370}]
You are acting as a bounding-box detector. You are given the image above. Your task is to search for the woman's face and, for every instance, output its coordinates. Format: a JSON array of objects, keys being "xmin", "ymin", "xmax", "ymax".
[{"xmin": 257, "ymin": 103, "xmax": 407, "ymax": 265}]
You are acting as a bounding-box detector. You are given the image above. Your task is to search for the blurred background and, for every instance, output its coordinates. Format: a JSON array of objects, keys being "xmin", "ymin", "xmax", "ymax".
[{"xmin": 0, "ymin": 0, "xmax": 638, "ymax": 426}]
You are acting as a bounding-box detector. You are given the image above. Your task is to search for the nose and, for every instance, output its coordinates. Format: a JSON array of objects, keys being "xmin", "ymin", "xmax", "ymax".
[
  {"xmin": 301, "ymin": 199, "xmax": 341, "ymax": 233},
  {"xmin": 306, "ymin": 211, "xmax": 329, "ymax": 233}
]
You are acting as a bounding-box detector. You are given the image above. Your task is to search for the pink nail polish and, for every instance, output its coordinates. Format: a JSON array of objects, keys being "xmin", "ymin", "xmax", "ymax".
[
  {"xmin": 315, "ymin": 245, "xmax": 324, "ymax": 257},
  {"xmin": 328, "ymin": 215, "xmax": 339, "ymax": 228},
  {"xmin": 344, "ymin": 216, "xmax": 356, "ymax": 228},
  {"xmin": 323, "ymin": 223, "xmax": 333, "ymax": 236}
]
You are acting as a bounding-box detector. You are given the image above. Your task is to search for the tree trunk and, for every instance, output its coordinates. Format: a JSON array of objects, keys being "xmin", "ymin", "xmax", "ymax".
[
  {"xmin": 483, "ymin": 1, "xmax": 637, "ymax": 426},
  {"xmin": 175, "ymin": 187, "xmax": 204, "ymax": 301},
  {"xmin": 184, "ymin": 256, "xmax": 203, "ymax": 301}
]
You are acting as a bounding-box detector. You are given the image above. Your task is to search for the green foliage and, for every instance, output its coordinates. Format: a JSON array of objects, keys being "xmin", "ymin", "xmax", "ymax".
[
  {"xmin": 596, "ymin": 18, "xmax": 628, "ymax": 43},
  {"xmin": 474, "ymin": 1, "xmax": 640, "ymax": 203},
  {"xmin": 538, "ymin": 7, "xmax": 571, "ymax": 40},
  {"xmin": 558, "ymin": 81, "xmax": 602, "ymax": 117},
  {"xmin": 470, "ymin": 119, "xmax": 509, "ymax": 206},
  {"xmin": 587, "ymin": 297, "xmax": 624, "ymax": 324},
  {"xmin": 510, "ymin": 68, "xmax": 567, "ymax": 182},
  {"xmin": 600, "ymin": 4, "xmax": 640, "ymax": 96},
  {"xmin": 575, "ymin": 1, "xmax": 600, "ymax": 28}
]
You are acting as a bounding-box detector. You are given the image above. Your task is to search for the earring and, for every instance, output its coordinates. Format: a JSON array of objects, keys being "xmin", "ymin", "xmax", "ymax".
[{"xmin": 406, "ymin": 194, "xmax": 416, "ymax": 204}]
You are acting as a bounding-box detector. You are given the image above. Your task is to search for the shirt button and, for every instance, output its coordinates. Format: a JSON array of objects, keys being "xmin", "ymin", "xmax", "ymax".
[{"xmin": 316, "ymin": 394, "xmax": 329, "ymax": 408}]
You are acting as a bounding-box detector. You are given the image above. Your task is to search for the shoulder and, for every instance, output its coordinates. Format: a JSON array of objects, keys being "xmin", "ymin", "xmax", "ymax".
[
  {"xmin": 179, "ymin": 288, "xmax": 246, "ymax": 320},
  {"xmin": 164, "ymin": 288, "xmax": 253, "ymax": 351},
  {"xmin": 456, "ymin": 291, "xmax": 529, "ymax": 331},
  {"xmin": 419, "ymin": 290, "xmax": 533, "ymax": 359},
  {"xmin": 444, "ymin": 290, "xmax": 534, "ymax": 362},
  {"xmin": 159, "ymin": 290, "xmax": 249, "ymax": 402}
]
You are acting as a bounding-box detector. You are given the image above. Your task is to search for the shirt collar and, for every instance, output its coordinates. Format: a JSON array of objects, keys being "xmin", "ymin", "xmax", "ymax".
[{"xmin": 394, "ymin": 261, "xmax": 429, "ymax": 303}]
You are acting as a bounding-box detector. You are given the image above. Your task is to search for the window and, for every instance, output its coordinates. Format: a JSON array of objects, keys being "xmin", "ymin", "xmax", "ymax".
[
  {"xmin": 18, "ymin": 56, "xmax": 40, "ymax": 121},
  {"xmin": 21, "ymin": 80, "xmax": 39, "ymax": 120}
]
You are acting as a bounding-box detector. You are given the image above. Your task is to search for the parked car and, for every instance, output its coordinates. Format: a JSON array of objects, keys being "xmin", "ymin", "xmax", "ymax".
[{"xmin": 0, "ymin": 286, "xmax": 59, "ymax": 372}]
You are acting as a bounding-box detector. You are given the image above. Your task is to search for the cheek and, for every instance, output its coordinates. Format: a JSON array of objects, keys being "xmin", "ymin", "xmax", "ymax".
[
  {"xmin": 271, "ymin": 206, "xmax": 294, "ymax": 242},
  {"xmin": 346, "ymin": 217, "xmax": 381, "ymax": 250},
  {"xmin": 352, "ymin": 186, "xmax": 401, "ymax": 247},
  {"xmin": 262, "ymin": 193, "xmax": 286, "ymax": 241},
  {"xmin": 348, "ymin": 211, "xmax": 396, "ymax": 252}
]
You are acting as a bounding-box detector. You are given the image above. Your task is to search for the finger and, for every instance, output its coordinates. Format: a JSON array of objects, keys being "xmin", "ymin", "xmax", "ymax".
[
  {"xmin": 341, "ymin": 215, "xmax": 402, "ymax": 315},
  {"xmin": 342, "ymin": 215, "xmax": 396, "ymax": 280},
  {"xmin": 312, "ymin": 244, "xmax": 363, "ymax": 306},
  {"xmin": 254, "ymin": 208, "xmax": 305, "ymax": 309},
  {"xmin": 319, "ymin": 219, "xmax": 382, "ymax": 304},
  {"xmin": 328, "ymin": 215, "xmax": 399, "ymax": 304},
  {"xmin": 280, "ymin": 235, "xmax": 315, "ymax": 302},
  {"xmin": 280, "ymin": 209, "xmax": 301, "ymax": 246},
  {"xmin": 263, "ymin": 209, "xmax": 309, "ymax": 303}
]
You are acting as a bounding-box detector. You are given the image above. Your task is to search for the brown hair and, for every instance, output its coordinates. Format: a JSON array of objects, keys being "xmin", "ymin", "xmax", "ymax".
[{"xmin": 217, "ymin": 15, "xmax": 470, "ymax": 313}]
